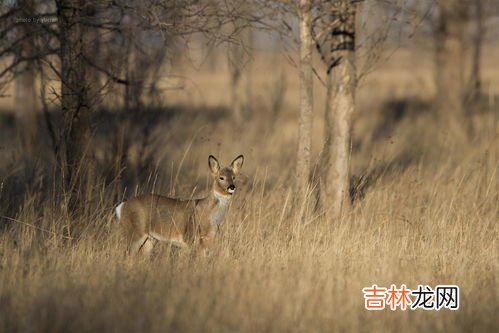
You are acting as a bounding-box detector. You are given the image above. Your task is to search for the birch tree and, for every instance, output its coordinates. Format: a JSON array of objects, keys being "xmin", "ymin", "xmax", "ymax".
[
  {"xmin": 295, "ymin": 0, "xmax": 313, "ymax": 199},
  {"xmin": 314, "ymin": 0, "xmax": 357, "ymax": 219}
]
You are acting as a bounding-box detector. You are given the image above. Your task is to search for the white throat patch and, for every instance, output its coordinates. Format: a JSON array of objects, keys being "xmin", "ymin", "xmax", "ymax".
[
  {"xmin": 214, "ymin": 191, "xmax": 232, "ymax": 204},
  {"xmin": 211, "ymin": 191, "xmax": 232, "ymax": 226}
]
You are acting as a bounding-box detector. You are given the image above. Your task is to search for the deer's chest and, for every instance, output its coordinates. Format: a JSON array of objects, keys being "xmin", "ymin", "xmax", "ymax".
[{"xmin": 209, "ymin": 198, "xmax": 230, "ymax": 227}]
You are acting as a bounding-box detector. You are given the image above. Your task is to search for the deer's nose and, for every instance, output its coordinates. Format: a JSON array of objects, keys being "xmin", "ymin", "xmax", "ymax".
[{"xmin": 227, "ymin": 184, "xmax": 236, "ymax": 193}]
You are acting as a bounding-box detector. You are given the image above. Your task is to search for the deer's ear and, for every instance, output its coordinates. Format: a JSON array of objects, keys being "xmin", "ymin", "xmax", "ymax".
[
  {"xmin": 208, "ymin": 155, "xmax": 220, "ymax": 174},
  {"xmin": 231, "ymin": 155, "xmax": 244, "ymax": 174}
]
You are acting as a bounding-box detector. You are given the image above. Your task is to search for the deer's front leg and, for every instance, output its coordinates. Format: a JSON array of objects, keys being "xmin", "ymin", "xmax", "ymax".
[
  {"xmin": 198, "ymin": 226, "xmax": 217, "ymax": 257},
  {"xmin": 200, "ymin": 234, "xmax": 215, "ymax": 257}
]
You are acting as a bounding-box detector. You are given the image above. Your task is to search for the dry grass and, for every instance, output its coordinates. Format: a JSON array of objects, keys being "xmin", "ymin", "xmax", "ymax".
[{"xmin": 0, "ymin": 48, "xmax": 498, "ymax": 332}]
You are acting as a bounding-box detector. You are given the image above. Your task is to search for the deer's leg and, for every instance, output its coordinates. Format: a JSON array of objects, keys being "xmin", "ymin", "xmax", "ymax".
[
  {"xmin": 129, "ymin": 234, "xmax": 149, "ymax": 256},
  {"xmin": 150, "ymin": 232, "xmax": 189, "ymax": 250},
  {"xmin": 169, "ymin": 234, "xmax": 189, "ymax": 249},
  {"xmin": 198, "ymin": 226, "xmax": 217, "ymax": 257},
  {"xmin": 198, "ymin": 236, "xmax": 211, "ymax": 257},
  {"xmin": 139, "ymin": 237, "xmax": 155, "ymax": 257}
]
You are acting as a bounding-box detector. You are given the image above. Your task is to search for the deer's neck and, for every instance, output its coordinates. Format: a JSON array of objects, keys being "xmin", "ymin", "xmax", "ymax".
[{"xmin": 208, "ymin": 190, "xmax": 232, "ymax": 226}]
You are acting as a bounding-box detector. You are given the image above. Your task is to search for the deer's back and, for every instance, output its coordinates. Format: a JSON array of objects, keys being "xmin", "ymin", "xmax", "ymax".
[{"xmin": 120, "ymin": 193, "xmax": 196, "ymax": 237}]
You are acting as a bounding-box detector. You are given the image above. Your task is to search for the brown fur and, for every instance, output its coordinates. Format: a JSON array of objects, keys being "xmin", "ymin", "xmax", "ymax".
[{"xmin": 116, "ymin": 155, "xmax": 244, "ymax": 256}]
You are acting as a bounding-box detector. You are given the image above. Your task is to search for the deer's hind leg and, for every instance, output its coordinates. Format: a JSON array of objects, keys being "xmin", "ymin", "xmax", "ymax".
[
  {"xmin": 121, "ymin": 207, "xmax": 155, "ymax": 257},
  {"xmin": 140, "ymin": 237, "xmax": 156, "ymax": 256},
  {"xmin": 129, "ymin": 234, "xmax": 149, "ymax": 256}
]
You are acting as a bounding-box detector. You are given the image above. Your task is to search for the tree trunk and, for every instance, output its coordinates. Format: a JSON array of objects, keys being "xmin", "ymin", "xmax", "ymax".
[
  {"xmin": 124, "ymin": 35, "xmax": 135, "ymax": 111},
  {"xmin": 228, "ymin": 52, "xmax": 243, "ymax": 125},
  {"xmin": 469, "ymin": 0, "xmax": 483, "ymax": 103},
  {"xmin": 16, "ymin": 63, "xmax": 38, "ymax": 160},
  {"xmin": 58, "ymin": 0, "xmax": 93, "ymax": 212},
  {"xmin": 434, "ymin": 0, "xmax": 469, "ymax": 139},
  {"xmin": 323, "ymin": 52, "xmax": 355, "ymax": 219},
  {"xmin": 243, "ymin": 27, "xmax": 253, "ymax": 118},
  {"xmin": 317, "ymin": 0, "xmax": 356, "ymax": 220},
  {"xmin": 228, "ymin": 23, "xmax": 245, "ymax": 125},
  {"xmin": 15, "ymin": 0, "xmax": 38, "ymax": 161},
  {"xmin": 295, "ymin": 0, "xmax": 313, "ymax": 200}
]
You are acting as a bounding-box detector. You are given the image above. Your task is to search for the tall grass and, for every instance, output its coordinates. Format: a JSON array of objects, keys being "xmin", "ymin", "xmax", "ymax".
[
  {"xmin": 0, "ymin": 51, "xmax": 497, "ymax": 332},
  {"xmin": 1, "ymin": 109, "xmax": 496, "ymax": 332}
]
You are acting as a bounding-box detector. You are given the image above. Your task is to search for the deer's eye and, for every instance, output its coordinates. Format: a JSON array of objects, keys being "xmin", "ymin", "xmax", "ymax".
[
  {"xmin": 219, "ymin": 177, "xmax": 225, "ymax": 181},
  {"xmin": 232, "ymin": 176, "xmax": 235, "ymax": 180}
]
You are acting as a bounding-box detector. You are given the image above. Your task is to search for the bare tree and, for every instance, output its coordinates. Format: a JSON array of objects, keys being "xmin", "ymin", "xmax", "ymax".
[
  {"xmin": 56, "ymin": 0, "xmax": 95, "ymax": 210},
  {"xmin": 0, "ymin": 0, "xmax": 276, "ymax": 213},
  {"xmin": 2, "ymin": 0, "xmax": 98, "ymax": 210},
  {"xmin": 295, "ymin": 0, "xmax": 313, "ymax": 200},
  {"xmin": 314, "ymin": 0, "xmax": 357, "ymax": 219}
]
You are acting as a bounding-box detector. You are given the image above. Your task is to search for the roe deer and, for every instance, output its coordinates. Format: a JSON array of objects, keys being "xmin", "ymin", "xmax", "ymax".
[{"xmin": 115, "ymin": 155, "xmax": 244, "ymax": 256}]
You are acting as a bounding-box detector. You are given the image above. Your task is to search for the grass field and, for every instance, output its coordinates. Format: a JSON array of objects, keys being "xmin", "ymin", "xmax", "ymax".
[{"xmin": 0, "ymin": 46, "xmax": 497, "ymax": 332}]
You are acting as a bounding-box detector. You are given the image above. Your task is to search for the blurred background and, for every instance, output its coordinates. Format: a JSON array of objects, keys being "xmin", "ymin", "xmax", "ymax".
[{"xmin": 0, "ymin": 0, "xmax": 497, "ymax": 211}]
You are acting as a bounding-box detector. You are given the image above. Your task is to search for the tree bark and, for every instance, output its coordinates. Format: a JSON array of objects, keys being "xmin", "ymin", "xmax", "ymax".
[
  {"xmin": 58, "ymin": 0, "xmax": 93, "ymax": 212},
  {"xmin": 317, "ymin": 0, "xmax": 356, "ymax": 220},
  {"xmin": 469, "ymin": 0, "xmax": 483, "ymax": 103},
  {"xmin": 228, "ymin": 20, "xmax": 245, "ymax": 125},
  {"xmin": 15, "ymin": 0, "xmax": 38, "ymax": 161},
  {"xmin": 434, "ymin": 0, "xmax": 469, "ymax": 138},
  {"xmin": 320, "ymin": 51, "xmax": 355, "ymax": 219},
  {"xmin": 15, "ymin": 62, "xmax": 38, "ymax": 159},
  {"xmin": 243, "ymin": 27, "xmax": 253, "ymax": 119},
  {"xmin": 295, "ymin": 0, "xmax": 313, "ymax": 200}
]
